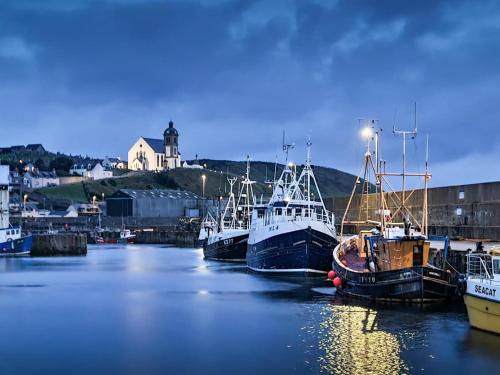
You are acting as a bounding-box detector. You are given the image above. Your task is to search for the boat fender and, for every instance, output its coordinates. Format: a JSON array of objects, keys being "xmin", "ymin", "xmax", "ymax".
[
  {"xmin": 457, "ymin": 275, "xmax": 467, "ymax": 296},
  {"xmin": 333, "ymin": 277, "xmax": 342, "ymax": 288},
  {"xmin": 369, "ymin": 261, "xmax": 376, "ymax": 272},
  {"xmin": 341, "ymin": 259, "xmax": 348, "ymax": 267},
  {"xmin": 328, "ymin": 270, "xmax": 336, "ymax": 280}
]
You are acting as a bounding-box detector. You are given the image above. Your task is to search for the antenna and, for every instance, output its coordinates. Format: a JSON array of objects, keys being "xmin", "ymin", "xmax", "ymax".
[
  {"xmin": 282, "ymin": 131, "xmax": 295, "ymax": 165},
  {"xmin": 392, "ymin": 102, "xmax": 419, "ymax": 219},
  {"xmin": 306, "ymin": 135, "xmax": 312, "ymax": 167}
]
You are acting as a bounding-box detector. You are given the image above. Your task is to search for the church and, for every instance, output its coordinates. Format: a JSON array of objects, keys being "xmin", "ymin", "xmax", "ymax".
[{"xmin": 128, "ymin": 121, "xmax": 181, "ymax": 171}]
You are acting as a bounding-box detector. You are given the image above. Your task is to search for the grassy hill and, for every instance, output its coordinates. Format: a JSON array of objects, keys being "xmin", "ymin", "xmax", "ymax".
[
  {"xmin": 37, "ymin": 168, "xmax": 273, "ymax": 205},
  {"xmin": 198, "ymin": 159, "xmax": 360, "ymax": 198},
  {"xmin": 37, "ymin": 159, "xmax": 361, "ymax": 206}
]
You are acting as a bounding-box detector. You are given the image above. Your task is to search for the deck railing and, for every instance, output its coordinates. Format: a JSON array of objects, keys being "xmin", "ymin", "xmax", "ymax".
[
  {"xmin": 467, "ymin": 254, "xmax": 493, "ymax": 280},
  {"xmin": 258, "ymin": 210, "xmax": 335, "ymax": 227}
]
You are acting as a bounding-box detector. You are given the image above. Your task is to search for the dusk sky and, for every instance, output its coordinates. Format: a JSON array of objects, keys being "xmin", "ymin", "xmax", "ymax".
[{"xmin": 1, "ymin": 0, "xmax": 499, "ymax": 187}]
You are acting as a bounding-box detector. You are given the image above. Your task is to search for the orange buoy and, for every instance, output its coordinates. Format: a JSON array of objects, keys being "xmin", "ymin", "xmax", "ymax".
[
  {"xmin": 328, "ymin": 270, "xmax": 336, "ymax": 280},
  {"xmin": 333, "ymin": 277, "xmax": 342, "ymax": 288}
]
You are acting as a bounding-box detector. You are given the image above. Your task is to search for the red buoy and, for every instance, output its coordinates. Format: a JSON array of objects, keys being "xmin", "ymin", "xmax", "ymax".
[
  {"xmin": 327, "ymin": 270, "xmax": 336, "ymax": 280},
  {"xmin": 341, "ymin": 259, "xmax": 348, "ymax": 267},
  {"xmin": 333, "ymin": 277, "xmax": 342, "ymax": 288}
]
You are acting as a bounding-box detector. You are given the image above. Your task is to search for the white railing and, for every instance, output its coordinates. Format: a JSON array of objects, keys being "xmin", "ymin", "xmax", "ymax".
[
  {"xmin": 257, "ymin": 210, "xmax": 335, "ymax": 227},
  {"xmin": 467, "ymin": 254, "xmax": 493, "ymax": 280}
]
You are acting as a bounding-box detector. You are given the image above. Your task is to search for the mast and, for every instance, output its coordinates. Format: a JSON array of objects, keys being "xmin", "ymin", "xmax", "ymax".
[
  {"xmin": 222, "ymin": 177, "xmax": 237, "ymax": 230},
  {"xmin": 306, "ymin": 136, "xmax": 312, "ymax": 214},
  {"xmin": 423, "ymin": 134, "xmax": 429, "ymax": 236},
  {"xmin": 392, "ymin": 103, "xmax": 417, "ymax": 221}
]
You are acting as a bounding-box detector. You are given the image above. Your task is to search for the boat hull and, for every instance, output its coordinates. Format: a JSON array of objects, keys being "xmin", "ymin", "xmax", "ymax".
[
  {"xmin": 464, "ymin": 294, "xmax": 500, "ymax": 335},
  {"xmin": 0, "ymin": 235, "xmax": 32, "ymax": 256},
  {"xmin": 204, "ymin": 233, "xmax": 248, "ymax": 262},
  {"xmin": 332, "ymin": 261, "xmax": 455, "ymax": 302},
  {"xmin": 247, "ymin": 227, "xmax": 337, "ymax": 275}
]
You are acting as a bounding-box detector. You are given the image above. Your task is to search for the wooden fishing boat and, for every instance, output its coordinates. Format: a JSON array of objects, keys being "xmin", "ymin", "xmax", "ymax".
[{"xmin": 331, "ymin": 116, "xmax": 455, "ymax": 302}]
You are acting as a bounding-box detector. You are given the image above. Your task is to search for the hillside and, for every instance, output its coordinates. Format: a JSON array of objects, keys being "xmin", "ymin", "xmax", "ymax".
[
  {"xmin": 197, "ymin": 159, "xmax": 361, "ymax": 198},
  {"xmin": 36, "ymin": 159, "xmax": 362, "ymax": 207},
  {"xmin": 37, "ymin": 168, "xmax": 273, "ymax": 206}
]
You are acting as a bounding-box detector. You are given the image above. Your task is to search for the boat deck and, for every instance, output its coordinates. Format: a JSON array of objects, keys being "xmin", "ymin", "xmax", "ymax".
[{"xmin": 342, "ymin": 243, "xmax": 367, "ymax": 272}]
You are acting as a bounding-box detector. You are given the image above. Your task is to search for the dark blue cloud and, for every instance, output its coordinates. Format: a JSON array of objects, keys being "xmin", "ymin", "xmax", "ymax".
[{"xmin": 0, "ymin": 0, "xmax": 499, "ymax": 186}]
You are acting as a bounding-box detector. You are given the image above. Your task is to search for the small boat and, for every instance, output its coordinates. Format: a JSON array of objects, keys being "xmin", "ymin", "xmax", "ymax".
[
  {"xmin": 247, "ymin": 138, "xmax": 338, "ymax": 275},
  {"xmin": 95, "ymin": 227, "xmax": 136, "ymax": 244},
  {"xmin": 0, "ymin": 166, "xmax": 32, "ymax": 256},
  {"xmin": 204, "ymin": 157, "xmax": 255, "ymax": 262},
  {"xmin": 118, "ymin": 228, "xmax": 136, "ymax": 244},
  {"xmin": 462, "ymin": 248, "xmax": 500, "ymax": 335},
  {"xmin": 331, "ymin": 119, "xmax": 455, "ymax": 302}
]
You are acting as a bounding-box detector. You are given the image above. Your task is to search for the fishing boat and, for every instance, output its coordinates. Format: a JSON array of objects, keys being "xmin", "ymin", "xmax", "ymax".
[
  {"xmin": 247, "ymin": 138, "xmax": 338, "ymax": 275},
  {"xmin": 462, "ymin": 248, "xmax": 500, "ymax": 335},
  {"xmin": 0, "ymin": 166, "xmax": 32, "ymax": 256},
  {"xmin": 331, "ymin": 117, "xmax": 455, "ymax": 302},
  {"xmin": 204, "ymin": 157, "xmax": 255, "ymax": 262},
  {"xmin": 95, "ymin": 226, "xmax": 136, "ymax": 244}
]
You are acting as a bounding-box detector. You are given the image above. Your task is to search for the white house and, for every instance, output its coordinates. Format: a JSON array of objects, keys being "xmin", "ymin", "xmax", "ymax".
[
  {"xmin": 103, "ymin": 156, "xmax": 128, "ymax": 170},
  {"xmin": 69, "ymin": 162, "xmax": 113, "ymax": 180},
  {"xmin": 128, "ymin": 121, "xmax": 181, "ymax": 171},
  {"xmin": 23, "ymin": 170, "xmax": 60, "ymax": 189}
]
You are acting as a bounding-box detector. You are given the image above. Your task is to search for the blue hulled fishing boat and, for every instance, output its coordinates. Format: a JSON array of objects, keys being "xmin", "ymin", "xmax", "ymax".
[{"xmin": 247, "ymin": 138, "xmax": 338, "ymax": 275}]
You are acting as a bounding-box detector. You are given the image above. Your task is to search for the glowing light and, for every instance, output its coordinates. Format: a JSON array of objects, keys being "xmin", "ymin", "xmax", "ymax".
[{"xmin": 361, "ymin": 126, "xmax": 373, "ymax": 140}]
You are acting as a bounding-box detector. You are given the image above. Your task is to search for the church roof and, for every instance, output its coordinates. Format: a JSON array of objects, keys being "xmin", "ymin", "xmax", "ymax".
[{"xmin": 143, "ymin": 138, "xmax": 164, "ymax": 153}]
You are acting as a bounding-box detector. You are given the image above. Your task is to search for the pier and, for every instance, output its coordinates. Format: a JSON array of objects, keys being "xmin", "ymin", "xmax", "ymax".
[{"xmin": 31, "ymin": 233, "xmax": 87, "ymax": 256}]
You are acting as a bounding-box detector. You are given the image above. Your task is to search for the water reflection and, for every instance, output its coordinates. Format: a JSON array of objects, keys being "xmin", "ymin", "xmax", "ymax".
[{"xmin": 318, "ymin": 304, "xmax": 409, "ymax": 375}]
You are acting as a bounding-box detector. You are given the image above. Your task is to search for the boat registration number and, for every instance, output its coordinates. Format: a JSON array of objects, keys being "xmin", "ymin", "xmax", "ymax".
[
  {"xmin": 360, "ymin": 276, "xmax": 376, "ymax": 284},
  {"xmin": 224, "ymin": 239, "xmax": 234, "ymax": 246}
]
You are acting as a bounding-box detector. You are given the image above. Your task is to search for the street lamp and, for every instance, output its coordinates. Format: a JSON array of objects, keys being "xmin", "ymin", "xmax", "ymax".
[
  {"xmin": 201, "ymin": 174, "xmax": 206, "ymax": 199},
  {"xmin": 23, "ymin": 194, "xmax": 28, "ymax": 210},
  {"xmin": 201, "ymin": 174, "xmax": 206, "ymax": 217}
]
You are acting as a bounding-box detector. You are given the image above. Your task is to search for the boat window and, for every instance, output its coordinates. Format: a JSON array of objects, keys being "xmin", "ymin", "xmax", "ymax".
[
  {"xmin": 6, "ymin": 230, "xmax": 10, "ymax": 235},
  {"xmin": 276, "ymin": 208, "xmax": 282, "ymax": 215},
  {"xmin": 287, "ymin": 208, "xmax": 292, "ymax": 216},
  {"xmin": 296, "ymin": 208, "xmax": 302, "ymax": 216},
  {"xmin": 413, "ymin": 245, "xmax": 423, "ymax": 266},
  {"xmin": 16, "ymin": 229, "xmax": 19, "ymax": 234},
  {"xmin": 493, "ymin": 259, "xmax": 500, "ymax": 274}
]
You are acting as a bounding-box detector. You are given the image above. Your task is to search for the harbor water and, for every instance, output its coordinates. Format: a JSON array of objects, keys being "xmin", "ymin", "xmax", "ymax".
[{"xmin": 0, "ymin": 245, "xmax": 498, "ymax": 374}]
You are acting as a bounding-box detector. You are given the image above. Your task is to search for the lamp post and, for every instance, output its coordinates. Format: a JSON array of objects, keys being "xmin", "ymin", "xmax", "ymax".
[
  {"xmin": 23, "ymin": 194, "xmax": 28, "ymax": 211},
  {"xmin": 201, "ymin": 174, "xmax": 206, "ymax": 217}
]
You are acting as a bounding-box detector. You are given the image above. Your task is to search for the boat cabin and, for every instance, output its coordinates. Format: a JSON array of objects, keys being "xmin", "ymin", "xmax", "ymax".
[{"xmin": 341, "ymin": 231, "xmax": 430, "ymax": 272}]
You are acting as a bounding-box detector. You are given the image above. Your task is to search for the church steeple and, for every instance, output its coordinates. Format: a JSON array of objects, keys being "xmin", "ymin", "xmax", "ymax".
[{"xmin": 163, "ymin": 120, "xmax": 180, "ymax": 168}]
